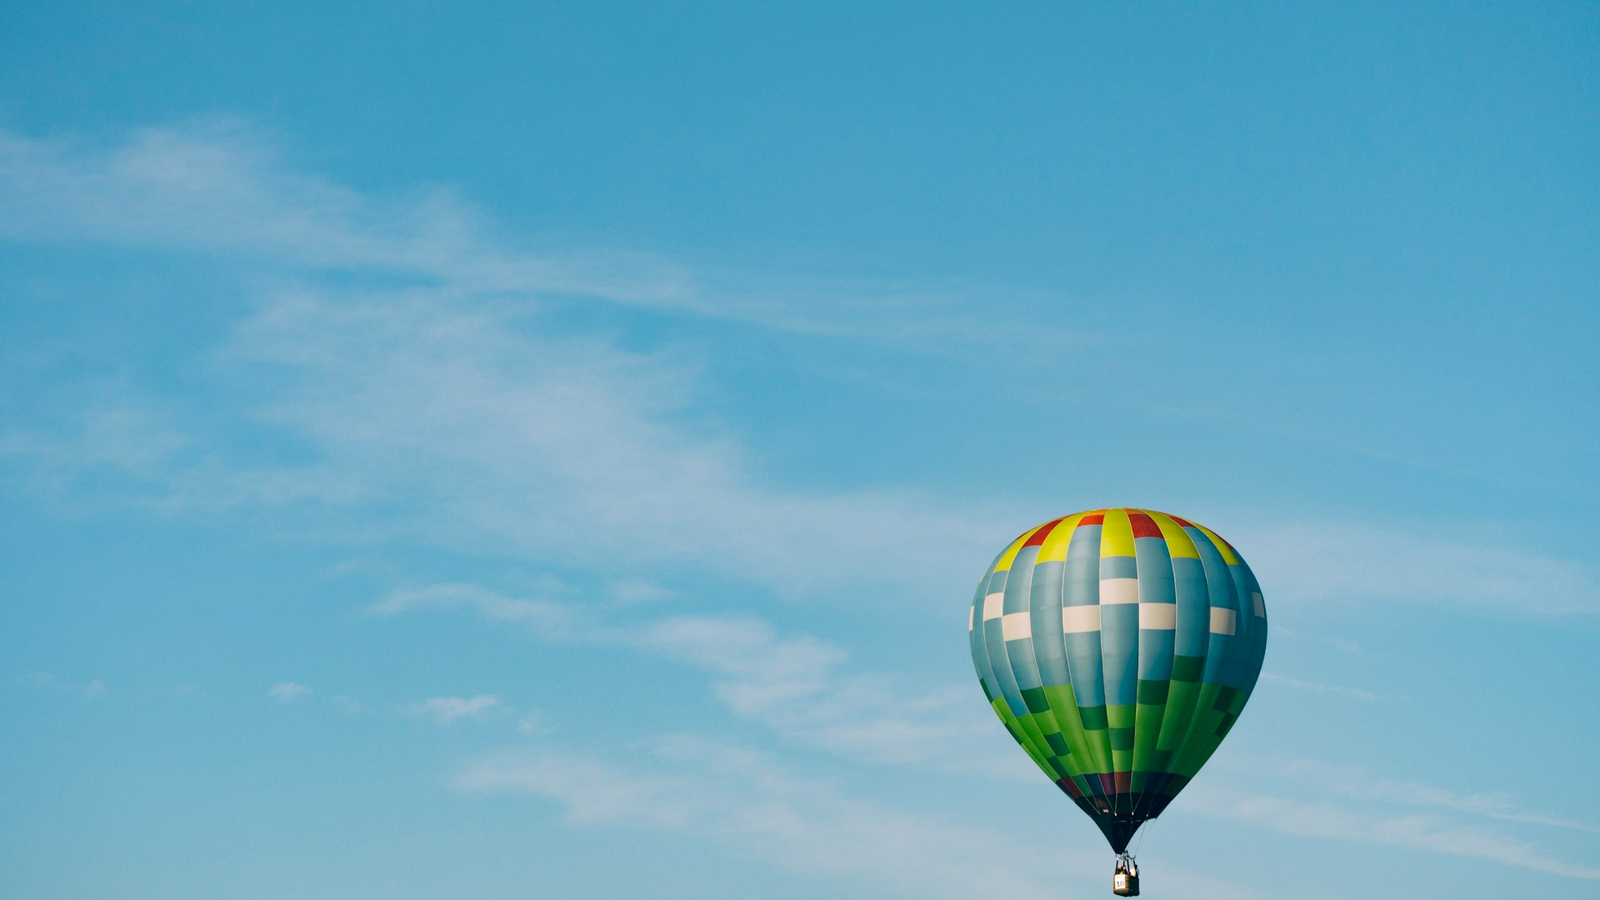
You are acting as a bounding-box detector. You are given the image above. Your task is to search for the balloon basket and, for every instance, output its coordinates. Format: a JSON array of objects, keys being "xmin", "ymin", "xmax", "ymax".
[{"xmin": 1112, "ymin": 853, "xmax": 1140, "ymax": 897}]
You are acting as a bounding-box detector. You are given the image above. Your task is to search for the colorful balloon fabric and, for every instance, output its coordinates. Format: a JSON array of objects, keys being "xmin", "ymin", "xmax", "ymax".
[{"xmin": 968, "ymin": 508, "xmax": 1267, "ymax": 852}]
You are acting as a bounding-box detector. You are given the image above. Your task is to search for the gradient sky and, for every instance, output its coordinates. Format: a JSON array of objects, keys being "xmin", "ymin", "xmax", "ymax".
[{"xmin": 2, "ymin": 4, "xmax": 1598, "ymax": 899}]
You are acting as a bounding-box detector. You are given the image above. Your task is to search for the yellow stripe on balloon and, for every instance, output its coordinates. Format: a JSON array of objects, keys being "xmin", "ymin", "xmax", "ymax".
[
  {"xmin": 995, "ymin": 524, "xmax": 1046, "ymax": 571},
  {"xmin": 1100, "ymin": 508, "xmax": 1136, "ymax": 558},
  {"xmin": 1035, "ymin": 511, "xmax": 1089, "ymax": 562},
  {"xmin": 1146, "ymin": 510, "xmax": 1200, "ymax": 559},
  {"xmin": 1193, "ymin": 523, "xmax": 1241, "ymax": 564}
]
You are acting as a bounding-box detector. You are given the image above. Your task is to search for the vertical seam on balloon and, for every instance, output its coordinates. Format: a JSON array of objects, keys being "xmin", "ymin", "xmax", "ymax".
[
  {"xmin": 1099, "ymin": 508, "xmax": 1136, "ymax": 824},
  {"xmin": 1017, "ymin": 545, "xmax": 1062, "ymax": 779},
  {"xmin": 1165, "ymin": 526, "xmax": 1231, "ymax": 793},
  {"xmin": 1141, "ymin": 510, "xmax": 1200, "ymax": 821},
  {"xmin": 1129, "ymin": 509, "xmax": 1177, "ymax": 825},
  {"xmin": 1062, "ymin": 517, "xmax": 1112, "ymax": 799},
  {"xmin": 1044, "ymin": 513, "xmax": 1095, "ymax": 795},
  {"xmin": 1021, "ymin": 518, "xmax": 1083, "ymax": 792}
]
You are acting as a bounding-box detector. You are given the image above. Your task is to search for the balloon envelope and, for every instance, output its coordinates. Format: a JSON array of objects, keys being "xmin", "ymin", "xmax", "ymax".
[{"xmin": 968, "ymin": 508, "xmax": 1267, "ymax": 852}]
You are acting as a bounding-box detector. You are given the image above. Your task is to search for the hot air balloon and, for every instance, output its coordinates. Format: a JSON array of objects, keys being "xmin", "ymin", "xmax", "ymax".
[{"xmin": 968, "ymin": 508, "xmax": 1267, "ymax": 896}]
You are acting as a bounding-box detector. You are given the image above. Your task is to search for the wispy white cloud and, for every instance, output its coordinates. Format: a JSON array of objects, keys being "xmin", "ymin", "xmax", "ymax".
[
  {"xmin": 1181, "ymin": 782, "xmax": 1600, "ymax": 880},
  {"xmin": 404, "ymin": 694, "xmax": 504, "ymax": 725},
  {"xmin": 0, "ymin": 123, "xmax": 1098, "ymax": 353},
  {"xmin": 461, "ymin": 753, "xmax": 698, "ymax": 828},
  {"xmin": 0, "ymin": 124, "xmax": 694, "ymax": 305},
  {"xmin": 1152, "ymin": 404, "xmax": 1493, "ymax": 482},
  {"xmin": 514, "ymin": 709, "xmax": 551, "ymax": 735},
  {"xmin": 330, "ymin": 694, "xmax": 364, "ymax": 714},
  {"xmin": 268, "ymin": 681, "xmax": 311, "ymax": 702},
  {"xmin": 1236, "ymin": 519, "xmax": 1600, "ymax": 615},
  {"xmin": 24, "ymin": 671, "xmax": 107, "ymax": 699},
  {"xmin": 0, "ymin": 406, "xmax": 188, "ymax": 476},
  {"xmin": 374, "ymin": 583, "xmax": 579, "ymax": 631},
  {"xmin": 1230, "ymin": 756, "xmax": 1600, "ymax": 835},
  {"xmin": 1325, "ymin": 636, "xmax": 1363, "ymax": 654},
  {"xmin": 635, "ymin": 615, "xmax": 847, "ymax": 717},
  {"xmin": 6, "ymin": 284, "xmax": 1006, "ymax": 601},
  {"xmin": 460, "ymin": 737, "xmax": 1067, "ymax": 900},
  {"xmin": 459, "ymin": 735, "xmax": 1272, "ymax": 900},
  {"xmin": 1272, "ymin": 625, "xmax": 1365, "ymax": 655},
  {"xmin": 222, "ymin": 289, "xmax": 1004, "ymax": 597},
  {"xmin": 1257, "ymin": 671, "xmax": 1403, "ymax": 703},
  {"xmin": 0, "ymin": 123, "xmax": 1037, "ymax": 607},
  {"xmin": 375, "ymin": 582, "xmax": 1002, "ymax": 769},
  {"xmin": 609, "ymin": 578, "xmax": 679, "ymax": 606}
]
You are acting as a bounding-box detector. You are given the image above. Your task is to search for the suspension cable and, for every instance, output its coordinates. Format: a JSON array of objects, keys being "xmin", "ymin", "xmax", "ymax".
[{"xmin": 1132, "ymin": 813, "xmax": 1155, "ymax": 860}]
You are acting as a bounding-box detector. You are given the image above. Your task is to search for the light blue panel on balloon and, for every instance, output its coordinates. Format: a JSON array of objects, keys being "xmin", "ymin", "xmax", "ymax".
[
  {"xmin": 1029, "ymin": 559, "xmax": 1071, "ymax": 687},
  {"xmin": 1171, "ymin": 557, "xmax": 1210, "ymax": 658},
  {"xmin": 1099, "ymin": 603, "xmax": 1139, "ymax": 707}
]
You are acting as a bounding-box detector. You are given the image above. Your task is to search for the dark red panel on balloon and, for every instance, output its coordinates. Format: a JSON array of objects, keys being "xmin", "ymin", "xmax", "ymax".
[
  {"xmin": 1023, "ymin": 518, "xmax": 1064, "ymax": 547},
  {"xmin": 1128, "ymin": 512, "xmax": 1161, "ymax": 538}
]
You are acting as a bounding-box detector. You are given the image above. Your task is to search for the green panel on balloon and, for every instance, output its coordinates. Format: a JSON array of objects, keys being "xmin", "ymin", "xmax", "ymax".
[{"xmin": 1041, "ymin": 684, "xmax": 1102, "ymax": 774}]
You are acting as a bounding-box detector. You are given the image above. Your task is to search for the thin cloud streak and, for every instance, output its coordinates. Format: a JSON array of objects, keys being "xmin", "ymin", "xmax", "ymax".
[
  {"xmin": 459, "ymin": 736, "xmax": 1273, "ymax": 900},
  {"xmin": 373, "ymin": 583, "xmax": 579, "ymax": 633},
  {"xmin": 268, "ymin": 681, "xmax": 311, "ymax": 702},
  {"xmin": 1181, "ymin": 783, "xmax": 1600, "ymax": 880},
  {"xmin": 1230, "ymin": 756, "xmax": 1600, "ymax": 836},
  {"xmin": 375, "ymin": 582, "xmax": 1002, "ymax": 769},
  {"xmin": 460, "ymin": 744, "xmax": 1063, "ymax": 900},
  {"xmin": 458, "ymin": 736, "xmax": 1272, "ymax": 900},
  {"xmin": 223, "ymin": 289, "xmax": 1007, "ymax": 597},
  {"xmin": 0, "ymin": 123, "xmax": 1096, "ymax": 352},
  {"xmin": 1257, "ymin": 671, "xmax": 1403, "ymax": 703},
  {"xmin": 24, "ymin": 671, "xmax": 106, "ymax": 699},
  {"xmin": 404, "ymin": 694, "xmax": 504, "ymax": 725},
  {"xmin": 1237, "ymin": 520, "xmax": 1600, "ymax": 615},
  {"xmin": 0, "ymin": 124, "xmax": 694, "ymax": 304},
  {"xmin": 7, "ymin": 285, "xmax": 1009, "ymax": 599}
]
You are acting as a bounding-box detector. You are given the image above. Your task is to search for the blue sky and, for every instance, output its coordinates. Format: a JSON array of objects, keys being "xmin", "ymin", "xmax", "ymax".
[{"xmin": 2, "ymin": 3, "xmax": 1597, "ymax": 898}]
